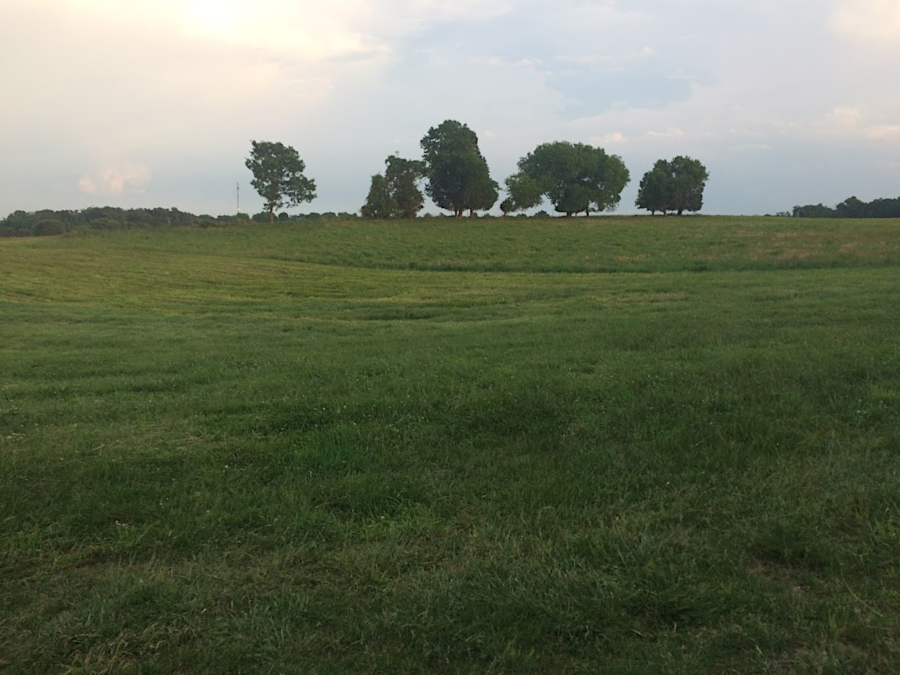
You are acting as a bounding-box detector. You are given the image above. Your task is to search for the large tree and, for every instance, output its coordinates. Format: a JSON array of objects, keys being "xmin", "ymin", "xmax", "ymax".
[
  {"xmin": 385, "ymin": 155, "xmax": 426, "ymax": 218},
  {"xmin": 245, "ymin": 140, "xmax": 316, "ymax": 224},
  {"xmin": 361, "ymin": 155, "xmax": 426, "ymax": 219},
  {"xmin": 635, "ymin": 156, "xmax": 710, "ymax": 216},
  {"xmin": 504, "ymin": 172, "xmax": 545, "ymax": 214},
  {"xmin": 420, "ymin": 120, "xmax": 498, "ymax": 217},
  {"xmin": 635, "ymin": 159, "xmax": 675, "ymax": 216},
  {"xmin": 505, "ymin": 141, "xmax": 630, "ymax": 217},
  {"xmin": 360, "ymin": 174, "xmax": 395, "ymax": 219},
  {"xmin": 668, "ymin": 156, "xmax": 709, "ymax": 216}
]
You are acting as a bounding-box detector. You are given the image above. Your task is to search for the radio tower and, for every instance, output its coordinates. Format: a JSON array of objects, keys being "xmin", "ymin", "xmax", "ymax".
[{"xmin": 236, "ymin": 182, "xmax": 241, "ymax": 214}]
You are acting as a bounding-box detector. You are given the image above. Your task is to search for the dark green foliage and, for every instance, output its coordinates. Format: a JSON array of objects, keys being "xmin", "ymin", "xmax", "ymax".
[
  {"xmin": 506, "ymin": 141, "xmax": 630, "ymax": 216},
  {"xmin": 362, "ymin": 156, "xmax": 426, "ymax": 219},
  {"xmin": 245, "ymin": 140, "xmax": 317, "ymax": 224},
  {"xmin": 420, "ymin": 120, "xmax": 498, "ymax": 217},
  {"xmin": 635, "ymin": 159, "xmax": 676, "ymax": 215},
  {"xmin": 504, "ymin": 172, "xmax": 545, "ymax": 213},
  {"xmin": 89, "ymin": 217, "xmax": 122, "ymax": 230},
  {"xmin": 386, "ymin": 155, "xmax": 426, "ymax": 219},
  {"xmin": 794, "ymin": 195, "xmax": 900, "ymax": 218},
  {"xmin": 361, "ymin": 174, "xmax": 395, "ymax": 219},
  {"xmin": 0, "ymin": 207, "xmax": 282, "ymax": 237},
  {"xmin": 32, "ymin": 219, "xmax": 66, "ymax": 236},
  {"xmin": 668, "ymin": 155, "xmax": 709, "ymax": 215},
  {"xmin": 636, "ymin": 156, "xmax": 709, "ymax": 216}
]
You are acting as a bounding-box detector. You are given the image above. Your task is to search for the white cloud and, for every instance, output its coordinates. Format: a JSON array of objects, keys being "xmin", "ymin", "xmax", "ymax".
[
  {"xmin": 866, "ymin": 124, "xmax": 900, "ymax": 141},
  {"xmin": 825, "ymin": 106, "xmax": 864, "ymax": 127},
  {"xmin": 831, "ymin": 0, "xmax": 900, "ymax": 47},
  {"xmin": 1, "ymin": 0, "xmax": 898, "ymax": 217},
  {"xmin": 812, "ymin": 107, "xmax": 900, "ymax": 143},
  {"xmin": 78, "ymin": 164, "xmax": 151, "ymax": 195},
  {"xmin": 593, "ymin": 132, "xmax": 628, "ymax": 145},
  {"xmin": 645, "ymin": 127, "xmax": 686, "ymax": 140}
]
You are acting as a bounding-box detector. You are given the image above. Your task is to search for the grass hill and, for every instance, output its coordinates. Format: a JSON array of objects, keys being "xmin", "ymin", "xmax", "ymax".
[{"xmin": 2, "ymin": 216, "xmax": 899, "ymax": 673}]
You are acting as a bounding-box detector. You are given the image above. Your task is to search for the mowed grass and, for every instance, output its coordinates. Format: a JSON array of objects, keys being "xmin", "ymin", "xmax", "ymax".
[{"xmin": 1, "ymin": 216, "xmax": 899, "ymax": 673}]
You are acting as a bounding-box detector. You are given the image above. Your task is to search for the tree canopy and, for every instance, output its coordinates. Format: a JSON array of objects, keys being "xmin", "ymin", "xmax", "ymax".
[
  {"xmin": 361, "ymin": 155, "xmax": 426, "ymax": 219},
  {"xmin": 793, "ymin": 195, "xmax": 900, "ymax": 218},
  {"xmin": 245, "ymin": 140, "xmax": 316, "ymax": 224},
  {"xmin": 420, "ymin": 120, "xmax": 498, "ymax": 217},
  {"xmin": 668, "ymin": 156, "xmax": 709, "ymax": 216},
  {"xmin": 635, "ymin": 160, "xmax": 676, "ymax": 215},
  {"xmin": 360, "ymin": 174, "xmax": 394, "ymax": 219},
  {"xmin": 505, "ymin": 142, "xmax": 630, "ymax": 216},
  {"xmin": 635, "ymin": 156, "xmax": 709, "ymax": 216}
]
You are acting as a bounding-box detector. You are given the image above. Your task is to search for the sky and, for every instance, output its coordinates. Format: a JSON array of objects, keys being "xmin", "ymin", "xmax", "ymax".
[{"xmin": 2, "ymin": 0, "xmax": 899, "ymax": 217}]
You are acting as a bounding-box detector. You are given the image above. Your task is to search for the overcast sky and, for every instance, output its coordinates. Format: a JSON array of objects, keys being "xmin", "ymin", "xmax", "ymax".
[{"xmin": 2, "ymin": 0, "xmax": 899, "ymax": 217}]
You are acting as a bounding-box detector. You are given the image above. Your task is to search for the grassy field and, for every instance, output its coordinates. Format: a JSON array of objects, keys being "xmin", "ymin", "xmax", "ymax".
[{"xmin": 2, "ymin": 216, "xmax": 899, "ymax": 673}]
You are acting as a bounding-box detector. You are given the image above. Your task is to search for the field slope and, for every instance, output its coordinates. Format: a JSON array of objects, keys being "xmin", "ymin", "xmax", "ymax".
[{"xmin": 2, "ymin": 216, "xmax": 899, "ymax": 673}]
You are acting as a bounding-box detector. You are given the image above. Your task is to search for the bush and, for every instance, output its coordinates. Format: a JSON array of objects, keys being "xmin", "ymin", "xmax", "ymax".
[
  {"xmin": 33, "ymin": 219, "xmax": 66, "ymax": 236},
  {"xmin": 87, "ymin": 218, "xmax": 121, "ymax": 231}
]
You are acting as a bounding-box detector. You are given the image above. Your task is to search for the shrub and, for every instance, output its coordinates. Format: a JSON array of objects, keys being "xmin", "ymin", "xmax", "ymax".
[
  {"xmin": 33, "ymin": 219, "xmax": 66, "ymax": 236},
  {"xmin": 87, "ymin": 218, "xmax": 121, "ymax": 231}
]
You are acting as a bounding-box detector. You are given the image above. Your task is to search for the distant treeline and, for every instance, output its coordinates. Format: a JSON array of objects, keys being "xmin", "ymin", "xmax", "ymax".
[
  {"xmin": 0, "ymin": 207, "xmax": 361, "ymax": 238},
  {"xmin": 793, "ymin": 196, "xmax": 900, "ymax": 219},
  {"xmin": 0, "ymin": 206, "xmax": 568, "ymax": 238}
]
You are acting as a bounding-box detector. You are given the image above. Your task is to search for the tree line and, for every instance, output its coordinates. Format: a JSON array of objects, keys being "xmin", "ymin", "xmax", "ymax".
[
  {"xmin": 247, "ymin": 120, "xmax": 710, "ymax": 222},
  {"xmin": 792, "ymin": 196, "xmax": 900, "ymax": 219},
  {"xmin": 0, "ymin": 206, "xmax": 359, "ymax": 238}
]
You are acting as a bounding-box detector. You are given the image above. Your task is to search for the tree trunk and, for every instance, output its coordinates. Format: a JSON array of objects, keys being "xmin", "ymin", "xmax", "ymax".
[{"xmin": 269, "ymin": 206, "xmax": 275, "ymax": 225}]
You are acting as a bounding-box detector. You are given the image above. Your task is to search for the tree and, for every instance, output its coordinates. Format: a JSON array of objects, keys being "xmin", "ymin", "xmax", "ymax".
[
  {"xmin": 245, "ymin": 140, "xmax": 316, "ymax": 224},
  {"xmin": 361, "ymin": 174, "xmax": 395, "ymax": 219},
  {"xmin": 635, "ymin": 160, "xmax": 675, "ymax": 215},
  {"xmin": 835, "ymin": 195, "xmax": 866, "ymax": 218},
  {"xmin": 504, "ymin": 173, "xmax": 545, "ymax": 214},
  {"xmin": 385, "ymin": 155, "xmax": 426, "ymax": 218},
  {"xmin": 361, "ymin": 155, "xmax": 426, "ymax": 219},
  {"xmin": 668, "ymin": 156, "xmax": 709, "ymax": 216},
  {"xmin": 635, "ymin": 156, "xmax": 709, "ymax": 216},
  {"xmin": 420, "ymin": 120, "xmax": 498, "ymax": 217},
  {"xmin": 505, "ymin": 141, "xmax": 630, "ymax": 217}
]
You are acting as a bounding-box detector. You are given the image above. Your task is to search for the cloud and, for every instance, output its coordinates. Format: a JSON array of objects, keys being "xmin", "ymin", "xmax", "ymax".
[
  {"xmin": 813, "ymin": 107, "xmax": 900, "ymax": 143},
  {"xmin": 645, "ymin": 127, "xmax": 686, "ymax": 140},
  {"xmin": 831, "ymin": 0, "xmax": 900, "ymax": 47},
  {"xmin": 78, "ymin": 164, "xmax": 151, "ymax": 195},
  {"xmin": 866, "ymin": 124, "xmax": 900, "ymax": 141},
  {"xmin": 593, "ymin": 132, "xmax": 628, "ymax": 145},
  {"xmin": 825, "ymin": 106, "xmax": 863, "ymax": 127},
  {"xmin": 1, "ymin": 0, "xmax": 898, "ymax": 218}
]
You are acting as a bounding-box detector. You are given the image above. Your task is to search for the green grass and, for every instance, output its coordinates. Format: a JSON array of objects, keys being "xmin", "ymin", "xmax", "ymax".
[{"xmin": 2, "ymin": 216, "xmax": 899, "ymax": 673}]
